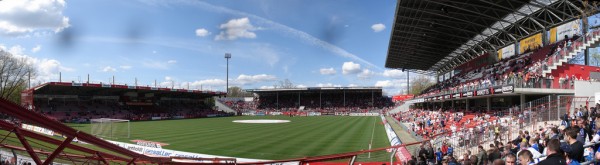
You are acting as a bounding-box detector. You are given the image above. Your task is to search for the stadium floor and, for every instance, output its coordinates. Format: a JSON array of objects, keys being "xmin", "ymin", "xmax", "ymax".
[{"xmin": 67, "ymin": 116, "xmax": 390, "ymax": 161}]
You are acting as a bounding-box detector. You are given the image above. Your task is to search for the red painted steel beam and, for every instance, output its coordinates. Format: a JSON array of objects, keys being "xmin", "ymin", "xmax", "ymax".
[
  {"xmin": 13, "ymin": 128, "xmax": 42, "ymax": 164},
  {"xmin": 0, "ymin": 119, "xmax": 132, "ymax": 162},
  {"xmin": 0, "ymin": 98, "xmax": 167, "ymax": 163},
  {"xmin": 96, "ymin": 152, "xmax": 110, "ymax": 165},
  {"xmin": 127, "ymin": 158, "xmax": 137, "ymax": 165},
  {"xmin": 42, "ymin": 136, "xmax": 74, "ymax": 165}
]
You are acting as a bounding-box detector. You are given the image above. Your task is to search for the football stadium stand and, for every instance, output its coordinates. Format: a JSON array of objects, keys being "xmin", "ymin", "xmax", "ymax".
[
  {"xmin": 22, "ymin": 82, "xmax": 232, "ymax": 123},
  {"xmin": 2, "ymin": 0, "xmax": 600, "ymax": 164}
]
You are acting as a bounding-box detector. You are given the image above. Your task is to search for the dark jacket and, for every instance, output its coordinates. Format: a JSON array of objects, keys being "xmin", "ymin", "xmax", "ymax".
[{"xmin": 537, "ymin": 153, "xmax": 566, "ymax": 165}]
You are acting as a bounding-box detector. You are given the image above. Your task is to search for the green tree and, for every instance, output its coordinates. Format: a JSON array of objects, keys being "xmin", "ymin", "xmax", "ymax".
[
  {"xmin": 592, "ymin": 52, "xmax": 600, "ymax": 66},
  {"xmin": 0, "ymin": 50, "xmax": 36, "ymax": 104},
  {"xmin": 409, "ymin": 76, "xmax": 434, "ymax": 95}
]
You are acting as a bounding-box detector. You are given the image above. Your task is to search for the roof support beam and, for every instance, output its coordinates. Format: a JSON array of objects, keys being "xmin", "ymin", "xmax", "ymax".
[{"xmin": 396, "ymin": 6, "xmax": 519, "ymax": 37}]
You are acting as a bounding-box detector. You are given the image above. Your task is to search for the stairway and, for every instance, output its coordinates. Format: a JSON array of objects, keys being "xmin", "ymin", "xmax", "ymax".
[{"xmin": 542, "ymin": 31, "xmax": 600, "ymax": 76}]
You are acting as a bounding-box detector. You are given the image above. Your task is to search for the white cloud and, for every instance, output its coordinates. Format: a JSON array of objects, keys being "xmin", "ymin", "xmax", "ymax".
[
  {"xmin": 357, "ymin": 69, "xmax": 375, "ymax": 79},
  {"xmin": 120, "ymin": 65, "xmax": 132, "ymax": 70},
  {"xmin": 259, "ymin": 85, "xmax": 275, "ymax": 89},
  {"xmin": 375, "ymin": 80, "xmax": 408, "ymax": 95},
  {"xmin": 138, "ymin": 0, "xmax": 381, "ymax": 70},
  {"xmin": 348, "ymin": 84, "xmax": 358, "ymax": 87},
  {"xmin": 31, "ymin": 45, "xmax": 41, "ymax": 53},
  {"xmin": 190, "ymin": 79, "xmax": 227, "ymax": 87},
  {"xmin": 382, "ymin": 69, "xmax": 405, "ymax": 79},
  {"xmin": 1, "ymin": 44, "xmax": 73, "ymax": 83},
  {"xmin": 215, "ymin": 17, "xmax": 257, "ymax": 40},
  {"xmin": 102, "ymin": 66, "xmax": 117, "ymax": 72},
  {"xmin": 375, "ymin": 80, "xmax": 394, "ymax": 88},
  {"xmin": 316, "ymin": 83, "xmax": 341, "ymax": 87},
  {"xmin": 371, "ymin": 23, "xmax": 385, "ymax": 32},
  {"xmin": 319, "ymin": 67, "xmax": 337, "ymax": 75},
  {"xmin": 142, "ymin": 59, "xmax": 177, "ymax": 69},
  {"xmin": 296, "ymin": 84, "xmax": 307, "ymax": 88},
  {"xmin": 251, "ymin": 44, "xmax": 280, "ymax": 66},
  {"xmin": 195, "ymin": 28, "xmax": 210, "ymax": 37},
  {"xmin": 236, "ymin": 74, "xmax": 277, "ymax": 85},
  {"xmin": 0, "ymin": 0, "xmax": 70, "ymax": 36},
  {"xmin": 342, "ymin": 61, "xmax": 361, "ymax": 74}
]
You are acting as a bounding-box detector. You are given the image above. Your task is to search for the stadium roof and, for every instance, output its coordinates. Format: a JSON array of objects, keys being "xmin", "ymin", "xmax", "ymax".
[
  {"xmin": 246, "ymin": 87, "xmax": 382, "ymax": 93},
  {"xmin": 28, "ymin": 82, "xmax": 225, "ymax": 99},
  {"xmin": 385, "ymin": 0, "xmax": 599, "ymax": 74}
]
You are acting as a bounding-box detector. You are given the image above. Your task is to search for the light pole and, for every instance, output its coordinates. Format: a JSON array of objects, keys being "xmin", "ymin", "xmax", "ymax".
[{"xmin": 225, "ymin": 53, "xmax": 231, "ymax": 96}]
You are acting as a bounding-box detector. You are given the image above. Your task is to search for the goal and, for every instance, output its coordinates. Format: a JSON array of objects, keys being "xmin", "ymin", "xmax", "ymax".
[{"xmin": 90, "ymin": 118, "xmax": 130, "ymax": 139}]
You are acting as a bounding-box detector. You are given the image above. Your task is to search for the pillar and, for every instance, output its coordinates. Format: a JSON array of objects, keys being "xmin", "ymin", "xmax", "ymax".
[
  {"xmin": 520, "ymin": 94, "xmax": 526, "ymax": 111},
  {"xmin": 487, "ymin": 97, "xmax": 491, "ymax": 112},
  {"xmin": 466, "ymin": 99, "xmax": 470, "ymax": 111}
]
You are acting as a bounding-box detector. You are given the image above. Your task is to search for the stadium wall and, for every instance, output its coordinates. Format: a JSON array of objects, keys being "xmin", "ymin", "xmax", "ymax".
[
  {"xmin": 574, "ymin": 81, "xmax": 600, "ymax": 97},
  {"xmin": 550, "ymin": 64, "xmax": 600, "ymax": 88}
]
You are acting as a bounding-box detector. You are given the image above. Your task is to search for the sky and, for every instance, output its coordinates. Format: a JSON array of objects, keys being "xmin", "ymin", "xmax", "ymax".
[{"xmin": 0, "ymin": 0, "xmax": 412, "ymax": 95}]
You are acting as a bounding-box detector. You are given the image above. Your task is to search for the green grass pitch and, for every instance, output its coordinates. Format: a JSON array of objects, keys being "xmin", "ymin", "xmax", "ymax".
[{"xmin": 67, "ymin": 116, "xmax": 390, "ymax": 161}]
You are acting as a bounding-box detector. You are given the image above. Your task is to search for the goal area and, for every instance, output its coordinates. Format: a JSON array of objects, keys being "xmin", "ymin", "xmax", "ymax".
[{"xmin": 90, "ymin": 118, "xmax": 130, "ymax": 139}]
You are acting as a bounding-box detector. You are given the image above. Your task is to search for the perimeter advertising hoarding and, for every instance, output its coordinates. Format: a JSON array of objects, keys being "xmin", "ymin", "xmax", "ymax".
[
  {"xmin": 491, "ymin": 85, "xmax": 514, "ymax": 94},
  {"xmin": 519, "ymin": 33, "xmax": 542, "ymax": 53},
  {"xmin": 475, "ymin": 88, "xmax": 490, "ymax": 96},
  {"xmin": 550, "ymin": 19, "xmax": 582, "ymax": 43}
]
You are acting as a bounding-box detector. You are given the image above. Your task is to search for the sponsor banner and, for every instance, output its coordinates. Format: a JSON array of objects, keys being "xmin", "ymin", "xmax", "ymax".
[
  {"xmin": 476, "ymin": 89, "xmax": 490, "ymax": 96},
  {"xmin": 128, "ymin": 86, "xmax": 136, "ymax": 89},
  {"xmin": 392, "ymin": 94, "xmax": 414, "ymax": 102},
  {"xmin": 21, "ymin": 124, "xmax": 54, "ymax": 136},
  {"xmin": 491, "ymin": 85, "xmax": 514, "ymax": 94},
  {"xmin": 551, "ymin": 19, "xmax": 582, "ymax": 43},
  {"xmin": 519, "ymin": 33, "xmax": 542, "ymax": 53},
  {"xmin": 107, "ymin": 140, "xmax": 272, "ymax": 163},
  {"xmin": 173, "ymin": 116, "xmax": 185, "ymax": 119},
  {"xmin": 462, "ymin": 91, "xmax": 473, "ymax": 98},
  {"xmin": 308, "ymin": 112, "xmax": 322, "ymax": 116},
  {"xmin": 72, "ymin": 82, "xmax": 83, "ymax": 87},
  {"xmin": 380, "ymin": 116, "xmax": 411, "ymax": 162},
  {"xmin": 151, "ymin": 87, "xmax": 158, "ymax": 90},
  {"xmin": 151, "ymin": 117, "xmax": 163, "ymax": 120},
  {"xmin": 497, "ymin": 44, "xmax": 515, "ymax": 59},
  {"xmin": 241, "ymin": 112, "xmax": 255, "ymax": 116},
  {"xmin": 132, "ymin": 140, "xmax": 166, "ymax": 149},
  {"xmin": 502, "ymin": 85, "xmax": 514, "ymax": 93},
  {"xmin": 269, "ymin": 112, "xmax": 283, "ymax": 115},
  {"xmin": 335, "ymin": 112, "xmax": 349, "ymax": 116},
  {"xmin": 349, "ymin": 113, "xmax": 379, "ymax": 116},
  {"xmin": 452, "ymin": 93, "xmax": 460, "ymax": 99},
  {"xmin": 101, "ymin": 84, "xmax": 111, "ymax": 88}
]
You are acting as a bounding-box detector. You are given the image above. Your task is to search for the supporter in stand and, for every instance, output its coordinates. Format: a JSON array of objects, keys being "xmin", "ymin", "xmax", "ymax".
[
  {"xmin": 517, "ymin": 150, "xmax": 534, "ymax": 165},
  {"xmin": 504, "ymin": 154, "xmax": 516, "ymax": 165},
  {"xmin": 563, "ymin": 126, "xmax": 585, "ymax": 163},
  {"xmin": 537, "ymin": 139, "xmax": 566, "ymax": 165}
]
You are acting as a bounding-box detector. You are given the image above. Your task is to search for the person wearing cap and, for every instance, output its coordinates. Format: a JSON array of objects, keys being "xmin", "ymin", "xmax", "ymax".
[{"xmin": 537, "ymin": 139, "xmax": 566, "ymax": 165}]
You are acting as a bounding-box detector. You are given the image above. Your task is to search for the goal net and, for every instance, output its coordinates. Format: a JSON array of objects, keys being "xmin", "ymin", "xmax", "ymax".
[{"xmin": 90, "ymin": 118, "xmax": 130, "ymax": 139}]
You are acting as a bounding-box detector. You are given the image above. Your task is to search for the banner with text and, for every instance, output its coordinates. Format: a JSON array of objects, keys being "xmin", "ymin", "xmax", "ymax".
[
  {"xmin": 497, "ymin": 44, "xmax": 515, "ymax": 60},
  {"xmin": 519, "ymin": 33, "xmax": 542, "ymax": 53},
  {"xmin": 550, "ymin": 19, "xmax": 582, "ymax": 43}
]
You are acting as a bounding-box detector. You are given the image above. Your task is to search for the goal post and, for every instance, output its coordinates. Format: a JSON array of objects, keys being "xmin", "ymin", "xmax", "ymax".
[{"xmin": 90, "ymin": 118, "xmax": 130, "ymax": 139}]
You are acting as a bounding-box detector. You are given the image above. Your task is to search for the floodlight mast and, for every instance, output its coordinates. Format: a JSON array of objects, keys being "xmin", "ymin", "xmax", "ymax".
[{"xmin": 225, "ymin": 53, "xmax": 232, "ymax": 96}]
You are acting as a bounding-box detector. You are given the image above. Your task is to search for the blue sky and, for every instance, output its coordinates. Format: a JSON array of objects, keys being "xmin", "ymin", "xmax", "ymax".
[{"xmin": 0, "ymin": 0, "xmax": 411, "ymax": 95}]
